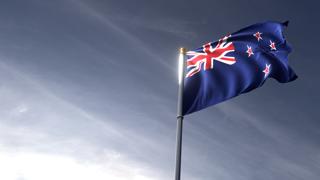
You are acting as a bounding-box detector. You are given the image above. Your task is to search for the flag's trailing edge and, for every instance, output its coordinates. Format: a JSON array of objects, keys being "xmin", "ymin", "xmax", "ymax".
[{"xmin": 182, "ymin": 21, "xmax": 297, "ymax": 115}]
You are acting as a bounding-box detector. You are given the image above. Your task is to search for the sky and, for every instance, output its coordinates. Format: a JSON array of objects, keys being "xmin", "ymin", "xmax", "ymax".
[{"xmin": 0, "ymin": 0, "xmax": 319, "ymax": 179}]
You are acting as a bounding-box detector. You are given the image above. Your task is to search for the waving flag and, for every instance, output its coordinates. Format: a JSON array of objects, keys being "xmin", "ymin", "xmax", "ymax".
[{"xmin": 183, "ymin": 21, "xmax": 297, "ymax": 115}]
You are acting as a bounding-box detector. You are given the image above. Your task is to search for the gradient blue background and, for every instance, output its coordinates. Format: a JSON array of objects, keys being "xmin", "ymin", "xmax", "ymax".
[{"xmin": 0, "ymin": 0, "xmax": 319, "ymax": 179}]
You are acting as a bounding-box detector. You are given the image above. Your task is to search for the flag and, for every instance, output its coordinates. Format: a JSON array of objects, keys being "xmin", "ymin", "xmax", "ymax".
[{"xmin": 183, "ymin": 21, "xmax": 297, "ymax": 115}]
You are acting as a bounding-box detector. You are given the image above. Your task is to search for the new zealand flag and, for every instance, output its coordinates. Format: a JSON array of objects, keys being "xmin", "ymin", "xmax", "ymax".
[{"xmin": 183, "ymin": 21, "xmax": 297, "ymax": 115}]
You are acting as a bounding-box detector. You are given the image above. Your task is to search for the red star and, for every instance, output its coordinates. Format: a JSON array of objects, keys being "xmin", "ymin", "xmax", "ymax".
[
  {"xmin": 262, "ymin": 64, "xmax": 271, "ymax": 78},
  {"xmin": 253, "ymin": 32, "xmax": 263, "ymax": 41},
  {"xmin": 246, "ymin": 45, "xmax": 254, "ymax": 57},
  {"xmin": 269, "ymin": 40, "xmax": 276, "ymax": 50}
]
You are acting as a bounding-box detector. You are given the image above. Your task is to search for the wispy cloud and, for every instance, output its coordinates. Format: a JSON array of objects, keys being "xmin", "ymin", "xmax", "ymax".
[
  {"xmin": 108, "ymin": 14, "xmax": 199, "ymax": 39},
  {"xmin": 71, "ymin": 0, "xmax": 174, "ymax": 71}
]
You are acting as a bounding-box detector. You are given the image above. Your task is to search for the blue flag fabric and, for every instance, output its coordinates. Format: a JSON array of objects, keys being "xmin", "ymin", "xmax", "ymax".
[{"xmin": 183, "ymin": 21, "xmax": 297, "ymax": 115}]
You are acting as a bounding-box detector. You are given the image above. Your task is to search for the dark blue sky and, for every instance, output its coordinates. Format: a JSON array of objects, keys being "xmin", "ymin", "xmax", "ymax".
[{"xmin": 0, "ymin": 0, "xmax": 319, "ymax": 179}]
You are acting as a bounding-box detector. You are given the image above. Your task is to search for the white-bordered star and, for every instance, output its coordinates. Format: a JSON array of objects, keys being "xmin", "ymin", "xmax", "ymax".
[
  {"xmin": 253, "ymin": 32, "xmax": 263, "ymax": 41},
  {"xmin": 262, "ymin": 64, "xmax": 271, "ymax": 78},
  {"xmin": 246, "ymin": 45, "xmax": 254, "ymax": 57},
  {"xmin": 269, "ymin": 40, "xmax": 276, "ymax": 50}
]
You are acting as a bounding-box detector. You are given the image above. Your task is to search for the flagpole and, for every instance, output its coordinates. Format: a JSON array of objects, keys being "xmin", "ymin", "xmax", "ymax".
[{"xmin": 175, "ymin": 47, "xmax": 186, "ymax": 180}]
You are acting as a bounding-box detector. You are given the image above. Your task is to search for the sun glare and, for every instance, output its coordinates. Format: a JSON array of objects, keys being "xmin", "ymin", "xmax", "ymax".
[
  {"xmin": 0, "ymin": 151, "xmax": 154, "ymax": 180},
  {"xmin": 178, "ymin": 53, "xmax": 185, "ymax": 85}
]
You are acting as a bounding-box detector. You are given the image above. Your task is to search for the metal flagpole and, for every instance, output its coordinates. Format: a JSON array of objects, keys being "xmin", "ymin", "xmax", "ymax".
[{"xmin": 175, "ymin": 47, "xmax": 186, "ymax": 180}]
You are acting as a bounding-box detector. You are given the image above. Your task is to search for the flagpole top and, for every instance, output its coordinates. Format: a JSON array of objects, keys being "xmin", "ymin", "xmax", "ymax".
[{"xmin": 179, "ymin": 47, "xmax": 187, "ymax": 55}]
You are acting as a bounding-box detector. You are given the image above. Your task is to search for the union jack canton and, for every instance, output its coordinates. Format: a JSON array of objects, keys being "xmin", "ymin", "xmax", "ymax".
[{"xmin": 186, "ymin": 35, "xmax": 235, "ymax": 77}]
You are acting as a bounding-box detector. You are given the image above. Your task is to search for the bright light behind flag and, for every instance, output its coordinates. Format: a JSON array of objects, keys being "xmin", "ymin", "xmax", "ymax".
[
  {"xmin": 0, "ymin": 151, "xmax": 154, "ymax": 180},
  {"xmin": 178, "ymin": 49, "xmax": 185, "ymax": 85}
]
